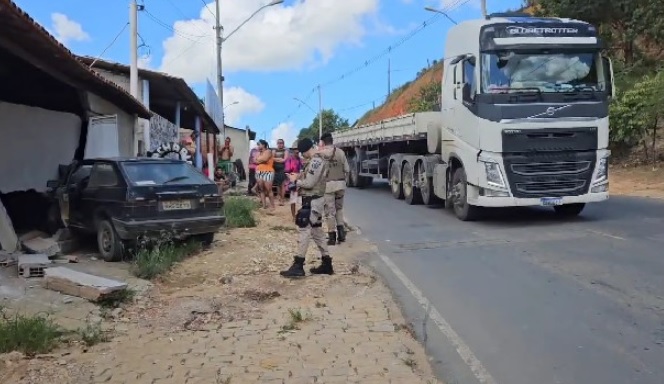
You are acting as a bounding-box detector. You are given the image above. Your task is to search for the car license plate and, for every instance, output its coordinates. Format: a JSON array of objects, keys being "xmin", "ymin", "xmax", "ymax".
[
  {"xmin": 540, "ymin": 197, "xmax": 563, "ymax": 206},
  {"xmin": 162, "ymin": 200, "xmax": 192, "ymax": 211}
]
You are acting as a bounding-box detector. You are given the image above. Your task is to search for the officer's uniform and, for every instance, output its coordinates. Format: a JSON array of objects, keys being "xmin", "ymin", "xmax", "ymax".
[
  {"xmin": 322, "ymin": 145, "xmax": 349, "ymax": 245},
  {"xmin": 280, "ymin": 138, "xmax": 333, "ymax": 277}
]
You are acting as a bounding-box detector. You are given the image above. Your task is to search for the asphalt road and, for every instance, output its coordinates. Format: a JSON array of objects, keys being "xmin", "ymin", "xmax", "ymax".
[{"xmin": 345, "ymin": 181, "xmax": 664, "ymax": 384}]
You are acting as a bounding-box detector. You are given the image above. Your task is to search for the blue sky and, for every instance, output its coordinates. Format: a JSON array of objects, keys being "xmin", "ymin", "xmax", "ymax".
[{"xmin": 15, "ymin": 0, "xmax": 523, "ymax": 144}]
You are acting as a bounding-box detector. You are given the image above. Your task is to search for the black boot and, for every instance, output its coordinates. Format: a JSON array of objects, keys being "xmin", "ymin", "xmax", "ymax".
[
  {"xmin": 280, "ymin": 256, "xmax": 305, "ymax": 278},
  {"xmin": 310, "ymin": 255, "xmax": 334, "ymax": 275},
  {"xmin": 336, "ymin": 225, "xmax": 346, "ymax": 243},
  {"xmin": 327, "ymin": 232, "xmax": 337, "ymax": 246}
]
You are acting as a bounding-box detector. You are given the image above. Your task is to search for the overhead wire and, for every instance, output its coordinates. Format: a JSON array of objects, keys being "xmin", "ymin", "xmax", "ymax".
[
  {"xmin": 143, "ymin": 8, "xmax": 208, "ymax": 41},
  {"xmin": 88, "ymin": 22, "xmax": 129, "ymax": 68}
]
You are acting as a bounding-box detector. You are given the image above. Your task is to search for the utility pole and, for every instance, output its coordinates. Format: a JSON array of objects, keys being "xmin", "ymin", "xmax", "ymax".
[
  {"xmin": 215, "ymin": 0, "xmax": 225, "ymax": 141},
  {"xmin": 129, "ymin": 0, "xmax": 140, "ymax": 154},
  {"xmin": 387, "ymin": 58, "xmax": 391, "ymax": 101},
  {"xmin": 317, "ymin": 85, "xmax": 323, "ymax": 140},
  {"xmin": 481, "ymin": 0, "xmax": 487, "ymax": 18}
]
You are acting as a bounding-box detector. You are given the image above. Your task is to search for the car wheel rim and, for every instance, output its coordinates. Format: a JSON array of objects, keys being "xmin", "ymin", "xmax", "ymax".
[{"xmin": 100, "ymin": 227, "xmax": 112, "ymax": 253}]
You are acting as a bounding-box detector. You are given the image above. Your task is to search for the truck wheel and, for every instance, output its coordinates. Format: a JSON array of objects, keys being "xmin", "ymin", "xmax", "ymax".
[
  {"xmin": 390, "ymin": 161, "xmax": 404, "ymax": 199},
  {"xmin": 403, "ymin": 162, "xmax": 422, "ymax": 205},
  {"xmin": 451, "ymin": 167, "xmax": 480, "ymax": 221},
  {"xmin": 97, "ymin": 219, "xmax": 125, "ymax": 262},
  {"xmin": 553, "ymin": 203, "xmax": 585, "ymax": 217},
  {"xmin": 348, "ymin": 156, "xmax": 359, "ymax": 188},
  {"xmin": 416, "ymin": 162, "xmax": 439, "ymax": 206}
]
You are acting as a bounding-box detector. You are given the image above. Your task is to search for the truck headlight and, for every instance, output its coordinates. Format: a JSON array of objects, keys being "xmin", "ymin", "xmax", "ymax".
[
  {"xmin": 594, "ymin": 156, "xmax": 609, "ymax": 183},
  {"xmin": 482, "ymin": 161, "xmax": 506, "ymax": 188}
]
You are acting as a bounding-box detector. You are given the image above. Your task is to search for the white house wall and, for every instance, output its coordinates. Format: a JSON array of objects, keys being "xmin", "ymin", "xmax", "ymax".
[
  {"xmin": 0, "ymin": 102, "xmax": 81, "ymax": 193},
  {"xmin": 224, "ymin": 128, "xmax": 250, "ymax": 175},
  {"xmin": 87, "ymin": 92, "xmax": 136, "ymax": 156},
  {"xmin": 93, "ymin": 69, "xmax": 145, "ymax": 101}
]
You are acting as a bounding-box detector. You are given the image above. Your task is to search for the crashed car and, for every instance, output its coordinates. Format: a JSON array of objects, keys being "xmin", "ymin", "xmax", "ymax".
[{"xmin": 47, "ymin": 157, "xmax": 225, "ymax": 262}]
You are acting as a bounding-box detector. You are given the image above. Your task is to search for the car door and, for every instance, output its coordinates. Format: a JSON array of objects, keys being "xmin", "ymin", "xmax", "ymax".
[
  {"xmin": 78, "ymin": 162, "xmax": 123, "ymax": 229},
  {"xmin": 65, "ymin": 164, "xmax": 93, "ymax": 228}
]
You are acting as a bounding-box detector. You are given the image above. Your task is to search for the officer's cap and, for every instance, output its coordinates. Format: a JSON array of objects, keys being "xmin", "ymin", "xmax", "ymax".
[{"xmin": 297, "ymin": 138, "xmax": 314, "ymax": 153}]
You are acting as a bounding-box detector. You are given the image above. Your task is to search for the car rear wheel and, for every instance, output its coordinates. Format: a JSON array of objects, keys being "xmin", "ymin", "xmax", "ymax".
[
  {"xmin": 194, "ymin": 232, "xmax": 215, "ymax": 247},
  {"xmin": 97, "ymin": 219, "xmax": 125, "ymax": 262}
]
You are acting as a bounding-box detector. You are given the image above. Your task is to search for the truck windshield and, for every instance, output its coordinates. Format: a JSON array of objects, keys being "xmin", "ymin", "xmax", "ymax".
[
  {"xmin": 480, "ymin": 51, "xmax": 607, "ymax": 94},
  {"xmin": 122, "ymin": 162, "xmax": 212, "ymax": 186}
]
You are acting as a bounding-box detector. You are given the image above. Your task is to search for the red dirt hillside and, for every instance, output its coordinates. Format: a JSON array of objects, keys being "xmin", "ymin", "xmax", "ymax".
[{"xmin": 357, "ymin": 5, "xmax": 536, "ymax": 126}]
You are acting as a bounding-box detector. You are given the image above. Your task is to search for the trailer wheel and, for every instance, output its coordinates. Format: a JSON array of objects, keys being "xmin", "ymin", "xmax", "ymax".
[
  {"xmin": 417, "ymin": 162, "xmax": 439, "ymax": 206},
  {"xmin": 390, "ymin": 161, "xmax": 404, "ymax": 199},
  {"xmin": 451, "ymin": 167, "xmax": 480, "ymax": 221},
  {"xmin": 348, "ymin": 156, "xmax": 359, "ymax": 188},
  {"xmin": 403, "ymin": 162, "xmax": 422, "ymax": 205}
]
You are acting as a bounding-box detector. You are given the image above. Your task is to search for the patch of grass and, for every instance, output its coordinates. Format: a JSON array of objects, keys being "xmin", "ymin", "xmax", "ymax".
[
  {"xmin": 0, "ymin": 308, "xmax": 63, "ymax": 355},
  {"xmin": 77, "ymin": 320, "xmax": 109, "ymax": 346},
  {"xmin": 402, "ymin": 357, "xmax": 417, "ymax": 368},
  {"xmin": 131, "ymin": 241, "xmax": 201, "ymax": 280},
  {"xmin": 278, "ymin": 308, "xmax": 311, "ymax": 334},
  {"xmin": 97, "ymin": 288, "xmax": 136, "ymax": 309},
  {"xmin": 224, "ymin": 197, "xmax": 259, "ymax": 228}
]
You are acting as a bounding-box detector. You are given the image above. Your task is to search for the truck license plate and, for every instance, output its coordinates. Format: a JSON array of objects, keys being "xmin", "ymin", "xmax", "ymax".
[
  {"xmin": 162, "ymin": 200, "xmax": 192, "ymax": 211},
  {"xmin": 540, "ymin": 197, "xmax": 563, "ymax": 206}
]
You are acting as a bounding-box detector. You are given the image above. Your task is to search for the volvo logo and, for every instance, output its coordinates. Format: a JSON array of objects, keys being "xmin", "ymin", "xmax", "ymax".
[{"xmin": 528, "ymin": 105, "xmax": 572, "ymax": 119}]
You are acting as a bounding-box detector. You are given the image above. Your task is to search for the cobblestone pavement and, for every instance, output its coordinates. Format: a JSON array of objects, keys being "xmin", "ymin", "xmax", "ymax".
[{"xmin": 1, "ymin": 204, "xmax": 440, "ymax": 384}]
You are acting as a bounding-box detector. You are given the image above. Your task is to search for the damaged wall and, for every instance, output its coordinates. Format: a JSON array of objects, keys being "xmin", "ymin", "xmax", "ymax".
[
  {"xmin": 87, "ymin": 92, "xmax": 136, "ymax": 156},
  {"xmin": 0, "ymin": 102, "xmax": 81, "ymax": 193}
]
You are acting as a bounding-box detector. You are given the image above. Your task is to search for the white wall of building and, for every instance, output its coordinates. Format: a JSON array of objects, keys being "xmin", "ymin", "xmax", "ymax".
[
  {"xmin": 0, "ymin": 102, "xmax": 81, "ymax": 193},
  {"xmin": 87, "ymin": 92, "xmax": 136, "ymax": 156},
  {"xmin": 223, "ymin": 128, "xmax": 251, "ymax": 175}
]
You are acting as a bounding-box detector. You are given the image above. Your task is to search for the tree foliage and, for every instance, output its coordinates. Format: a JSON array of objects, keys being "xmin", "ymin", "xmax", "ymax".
[
  {"xmin": 407, "ymin": 82, "xmax": 441, "ymax": 113},
  {"xmin": 297, "ymin": 109, "xmax": 350, "ymax": 141}
]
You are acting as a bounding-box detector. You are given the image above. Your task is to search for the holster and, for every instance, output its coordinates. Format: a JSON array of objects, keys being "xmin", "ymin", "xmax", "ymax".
[
  {"xmin": 295, "ymin": 207, "xmax": 311, "ymax": 228},
  {"xmin": 301, "ymin": 195, "xmax": 321, "ymax": 208}
]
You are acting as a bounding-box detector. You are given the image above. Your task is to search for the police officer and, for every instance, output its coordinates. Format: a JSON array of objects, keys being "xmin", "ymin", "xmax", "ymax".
[
  {"xmin": 280, "ymin": 138, "xmax": 333, "ymax": 277},
  {"xmin": 319, "ymin": 132, "xmax": 349, "ymax": 245}
]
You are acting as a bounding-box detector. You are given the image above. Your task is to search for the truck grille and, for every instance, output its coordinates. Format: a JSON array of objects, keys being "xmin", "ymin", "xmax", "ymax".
[{"xmin": 503, "ymin": 151, "xmax": 595, "ymax": 198}]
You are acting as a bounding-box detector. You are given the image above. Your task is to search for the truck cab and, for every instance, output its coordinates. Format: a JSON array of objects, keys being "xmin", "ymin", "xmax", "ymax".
[{"xmin": 436, "ymin": 14, "xmax": 614, "ymax": 220}]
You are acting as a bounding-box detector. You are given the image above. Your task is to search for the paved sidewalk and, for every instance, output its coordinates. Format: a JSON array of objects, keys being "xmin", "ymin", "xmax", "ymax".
[{"xmin": 1, "ymin": 205, "xmax": 440, "ymax": 384}]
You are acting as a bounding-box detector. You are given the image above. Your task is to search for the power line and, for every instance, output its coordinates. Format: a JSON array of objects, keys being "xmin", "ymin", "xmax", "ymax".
[
  {"xmin": 199, "ymin": 0, "xmax": 216, "ymax": 19},
  {"xmin": 143, "ymin": 8, "xmax": 208, "ymax": 41},
  {"xmin": 162, "ymin": 34, "xmax": 211, "ymax": 67},
  {"xmin": 88, "ymin": 22, "xmax": 129, "ymax": 68},
  {"xmin": 163, "ymin": 0, "xmax": 210, "ymax": 35}
]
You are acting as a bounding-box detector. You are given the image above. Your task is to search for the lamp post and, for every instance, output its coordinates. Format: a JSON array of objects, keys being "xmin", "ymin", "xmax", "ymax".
[
  {"xmin": 293, "ymin": 96, "xmax": 323, "ymax": 140},
  {"xmin": 224, "ymin": 101, "xmax": 239, "ymax": 110},
  {"xmin": 423, "ymin": 6, "xmax": 458, "ymax": 24},
  {"xmin": 215, "ymin": 0, "xmax": 284, "ymax": 140}
]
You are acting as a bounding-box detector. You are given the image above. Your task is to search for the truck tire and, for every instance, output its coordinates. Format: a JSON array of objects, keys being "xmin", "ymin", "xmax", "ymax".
[
  {"xmin": 97, "ymin": 219, "xmax": 125, "ymax": 262},
  {"xmin": 390, "ymin": 161, "xmax": 404, "ymax": 199},
  {"xmin": 553, "ymin": 203, "xmax": 585, "ymax": 217},
  {"xmin": 403, "ymin": 162, "xmax": 422, "ymax": 205},
  {"xmin": 416, "ymin": 162, "xmax": 439, "ymax": 206},
  {"xmin": 451, "ymin": 167, "xmax": 481, "ymax": 221},
  {"xmin": 348, "ymin": 156, "xmax": 359, "ymax": 188}
]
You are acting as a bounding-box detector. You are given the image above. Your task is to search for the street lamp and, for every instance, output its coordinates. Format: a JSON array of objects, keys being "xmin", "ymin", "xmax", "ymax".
[
  {"xmin": 423, "ymin": 6, "xmax": 458, "ymax": 25},
  {"xmin": 215, "ymin": 0, "xmax": 283, "ymax": 140},
  {"xmin": 224, "ymin": 101, "xmax": 239, "ymax": 110},
  {"xmin": 293, "ymin": 97, "xmax": 322, "ymax": 139}
]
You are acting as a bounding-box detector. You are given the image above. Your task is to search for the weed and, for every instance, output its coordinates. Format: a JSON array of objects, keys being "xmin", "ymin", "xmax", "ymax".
[
  {"xmin": 132, "ymin": 240, "xmax": 201, "ymax": 279},
  {"xmin": 224, "ymin": 197, "xmax": 259, "ymax": 228},
  {"xmin": 315, "ymin": 301, "xmax": 327, "ymax": 308},
  {"xmin": 77, "ymin": 320, "xmax": 109, "ymax": 346},
  {"xmin": 97, "ymin": 288, "xmax": 136, "ymax": 309},
  {"xmin": 0, "ymin": 308, "xmax": 63, "ymax": 355},
  {"xmin": 288, "ymin": 308, "xmax": 307, "ymax": 323},
  {"xmin": 403, "ymin": 357, "xmax": 417, "ymax": 368}
]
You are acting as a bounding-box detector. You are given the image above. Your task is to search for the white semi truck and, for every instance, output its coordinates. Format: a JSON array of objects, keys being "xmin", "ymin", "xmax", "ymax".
[{"xmin": 333, "ymin": 13, "xmax": 615, "ymax": 221}]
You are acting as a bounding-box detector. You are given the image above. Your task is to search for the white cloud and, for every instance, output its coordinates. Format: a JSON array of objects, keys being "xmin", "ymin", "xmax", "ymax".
[
  {"xmin": 50, "ymin": 13, "xmax": 90, "ymax": 44},
  {"xmin": 159, "ymin": 0, "xmax": 380, "ymax": 83},
  {"xmin": 221, "ymin": 86, "xmax": 265, "ymax": 127},
  {"xmin": 270, "ymin": 122, "xmax": 298, "ymax": 148}
]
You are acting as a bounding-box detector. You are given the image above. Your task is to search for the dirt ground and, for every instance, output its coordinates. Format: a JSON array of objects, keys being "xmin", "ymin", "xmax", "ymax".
[
  {"xmin": 610, "ymin": 163, "xmax": 664, "ymax": 199},
  {"xmin": 0, "ymin": 204, "xmax": 440, "ymax": 384}
]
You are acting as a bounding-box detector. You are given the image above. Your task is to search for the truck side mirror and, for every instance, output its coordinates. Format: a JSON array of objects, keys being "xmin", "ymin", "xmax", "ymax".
[{"xmin": 601, "ymin": 56, "xmax": 615, "ymax": 98}]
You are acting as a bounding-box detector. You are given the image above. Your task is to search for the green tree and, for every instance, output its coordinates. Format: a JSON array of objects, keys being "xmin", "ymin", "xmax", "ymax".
[
  {"xmin": 407, "ymin": 82, "xmax": 441, "ymax": 112},
  {"xmin": 297, "ymin": 109, "xmax": 350, "ymax": 141},
  {"xmin": 610, "ymin": 70, "xmax": 664, "ymax": 162}
]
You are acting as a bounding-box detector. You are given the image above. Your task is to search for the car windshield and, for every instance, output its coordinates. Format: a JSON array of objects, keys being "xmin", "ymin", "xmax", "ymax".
[
  {"xmin": 480, "ymin": 51, "xmax": 607, "ymax": 93},
  {"xmin": 122, "ymin": 162, "xmax": 212, "ymax": 186}
]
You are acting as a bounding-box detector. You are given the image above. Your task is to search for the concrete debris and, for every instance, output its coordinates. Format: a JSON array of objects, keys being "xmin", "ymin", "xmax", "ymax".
[
  {"xmin": 0, "ymin": 251, "xmax": 17, "ymax": 267},
  {"xmin": 19, "ymin": 230, "xmax": 49, "ymax": 242},
  {"xmin": 17, "ymin": 254, "xmax": 52, "ymax": 278},
  {"xmin": 43, "ymin": 267, "xmax": 128, "ymax": 302},
  {"xmin": 22, "ymin": 236, "xmax": 60, "ymax": 258}
]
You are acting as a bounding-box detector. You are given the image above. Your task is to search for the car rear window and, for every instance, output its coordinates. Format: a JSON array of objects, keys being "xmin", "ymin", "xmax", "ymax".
[{"xmin": 122, "ymin": 162, "xmax": 212, "ymax": 186}]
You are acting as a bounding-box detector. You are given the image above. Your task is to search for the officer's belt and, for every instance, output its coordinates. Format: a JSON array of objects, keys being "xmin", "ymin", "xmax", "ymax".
[{"xmin": 329, "ymin": 178, "xmax": 345, "ymax": 181}]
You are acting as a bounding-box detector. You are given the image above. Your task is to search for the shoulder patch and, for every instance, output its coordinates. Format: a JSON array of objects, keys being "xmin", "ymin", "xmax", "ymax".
[{"xmin": 310, "ymin": 157, "xmax": 323, "ymax": 170}]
